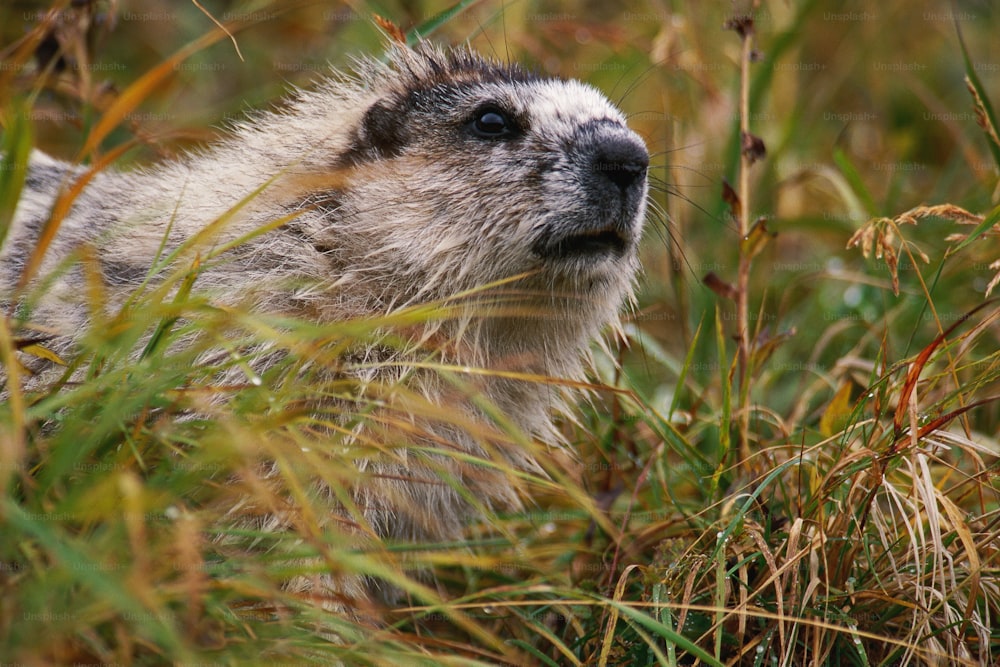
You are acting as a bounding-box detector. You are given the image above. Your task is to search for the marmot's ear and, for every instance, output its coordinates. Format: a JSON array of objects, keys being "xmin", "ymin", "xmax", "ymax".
[{"xmin": 352, "ymin": 99, "xmax": 410, "ymax": 162}]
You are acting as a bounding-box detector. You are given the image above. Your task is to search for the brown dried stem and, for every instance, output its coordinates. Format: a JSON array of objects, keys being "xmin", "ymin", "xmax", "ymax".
[{"xmin": 735, "ymin": 10, "xmax": 757, "ymax": 470}]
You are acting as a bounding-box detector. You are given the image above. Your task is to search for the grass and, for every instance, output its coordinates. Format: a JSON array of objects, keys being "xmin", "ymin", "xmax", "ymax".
[{"xmin": 2, "ymin": 0, "xmax": 1000, "ymax": 665}]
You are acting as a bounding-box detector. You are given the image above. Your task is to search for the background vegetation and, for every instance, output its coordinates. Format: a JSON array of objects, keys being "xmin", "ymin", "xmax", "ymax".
[{"xmin": 1, "ymin": 0, "xmax": 999, "ymax": 665}]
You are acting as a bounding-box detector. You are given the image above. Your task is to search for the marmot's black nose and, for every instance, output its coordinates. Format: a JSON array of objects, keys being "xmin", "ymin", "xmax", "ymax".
[{"xmin": 594, "ymin": 136, "xmax": 649, "ymax": 193}]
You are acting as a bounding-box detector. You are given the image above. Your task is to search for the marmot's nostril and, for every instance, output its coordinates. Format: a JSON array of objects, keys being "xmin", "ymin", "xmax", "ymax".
[{"xmin": 594, "ymin": 137, "xmax": 649, "ymax": 191}]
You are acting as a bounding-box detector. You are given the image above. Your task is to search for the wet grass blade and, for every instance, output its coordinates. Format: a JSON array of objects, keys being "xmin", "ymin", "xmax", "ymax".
[{"xmin": 0, "ymin": 102, "xmax": 32, "ymax": 251}]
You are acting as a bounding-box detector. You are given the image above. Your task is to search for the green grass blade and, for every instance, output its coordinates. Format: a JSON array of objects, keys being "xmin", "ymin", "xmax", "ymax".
[
  {"xmin": 603, "ymin": 598, "xmax": 723, "ymax": 667},
  {"xmin": 409, "ymin": 0, "xmax": 485, "ymax": 42},
  {"xmin": 0, "ymin": 102, "xmax": 32, "ymax": 251},
  {"xmin": 2, "ymin": 497, "xmax": 186, "ymax": 653},
  {"xmin": 833, "ymin": 147, "xmax": 878, "ymax": 218}
]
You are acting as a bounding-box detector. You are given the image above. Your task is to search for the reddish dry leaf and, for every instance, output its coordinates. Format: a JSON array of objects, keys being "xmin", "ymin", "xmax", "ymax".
[
  {"xmin": 741, "ymin": 131, "xmax": 767, "ymax": 165},
  {"xmin": 703, "ymin": 271, "xmax": 739, "ymax": 301},
  {"xmin": 892, "ymin": 299, "xmax": 999, "ymax": 439},
  {"xmin": 724, "ymin": 14, "xmax": 755, "ymax": 39},
  {"xmin": 722, "ymin": 179, "xmax": 741, "ymax": 220},
  {"xmin": 374, "ymin": 15, "xmax": 407, "ymax": 44}
]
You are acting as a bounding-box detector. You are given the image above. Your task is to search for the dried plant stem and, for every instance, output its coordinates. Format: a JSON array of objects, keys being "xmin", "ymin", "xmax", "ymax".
[{"xmin": 735, "ymin": 18, "xmax": 754, "ymax": 470}]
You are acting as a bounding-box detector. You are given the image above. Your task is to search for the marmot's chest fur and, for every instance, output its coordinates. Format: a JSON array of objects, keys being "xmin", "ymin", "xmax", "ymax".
[{"xmin": 2, "ymin": 42, "xmax": 648, "ymax": 572}]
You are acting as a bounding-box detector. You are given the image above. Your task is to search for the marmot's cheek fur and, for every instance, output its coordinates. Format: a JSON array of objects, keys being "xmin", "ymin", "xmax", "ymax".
[{"xmin": 1, "ymin": 41, "xmax": 648, "ymax": 598}]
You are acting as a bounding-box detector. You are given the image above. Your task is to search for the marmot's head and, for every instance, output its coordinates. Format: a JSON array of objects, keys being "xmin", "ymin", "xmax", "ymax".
[{"xmin": 296, "ymin": 43, "xmax": 648, "ymax": 354}]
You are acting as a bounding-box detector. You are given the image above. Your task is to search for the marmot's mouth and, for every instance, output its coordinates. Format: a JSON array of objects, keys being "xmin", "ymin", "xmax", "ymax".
[{"xmin": 536, "ymin": 228, "xmax": 629, "ymax": 260}]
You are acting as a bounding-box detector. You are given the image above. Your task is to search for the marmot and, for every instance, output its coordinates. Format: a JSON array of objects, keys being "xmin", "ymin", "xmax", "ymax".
[{"xmin": 2, "ymin": 41, "xmax": 648, "ymax": 602}]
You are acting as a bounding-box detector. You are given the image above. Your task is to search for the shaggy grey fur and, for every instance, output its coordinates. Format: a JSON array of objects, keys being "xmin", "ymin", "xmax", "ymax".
[{"xmin": 1, "ymin": 42, "xmax": 648, "ymax": 603}]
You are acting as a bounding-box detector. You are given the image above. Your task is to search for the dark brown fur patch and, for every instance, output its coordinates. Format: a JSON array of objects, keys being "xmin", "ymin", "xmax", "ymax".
[
  {"xmin": 100, "ymin": 259, "xmax": 149, "ymax": 286},
  {"xmin": 357, "ymin": 99, "xmax": 411, "ymax": 161}
]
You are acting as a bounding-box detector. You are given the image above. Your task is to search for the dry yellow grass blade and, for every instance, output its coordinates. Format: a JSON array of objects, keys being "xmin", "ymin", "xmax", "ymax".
[
  {"xmin": 937, "ymin": 493, "xmax": 981, "ymax": 641},
  {"xmin": 819, "ymin": 381, "xmax": 855, "ymax": 438},
  {"xmin": 599, "ymin": 563, "xmax": 642, "ymax": 667}
]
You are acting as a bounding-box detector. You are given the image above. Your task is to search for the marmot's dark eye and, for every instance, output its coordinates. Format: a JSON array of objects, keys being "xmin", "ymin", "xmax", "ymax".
[{"xmin": 472, "ymin": 107, "xmax": 513, "ymax": 138}]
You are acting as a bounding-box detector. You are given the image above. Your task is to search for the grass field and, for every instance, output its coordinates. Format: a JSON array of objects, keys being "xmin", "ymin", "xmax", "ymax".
[{"xmin": 2, "ymin": 1, "xmax": 1000, "ymax": 665}]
